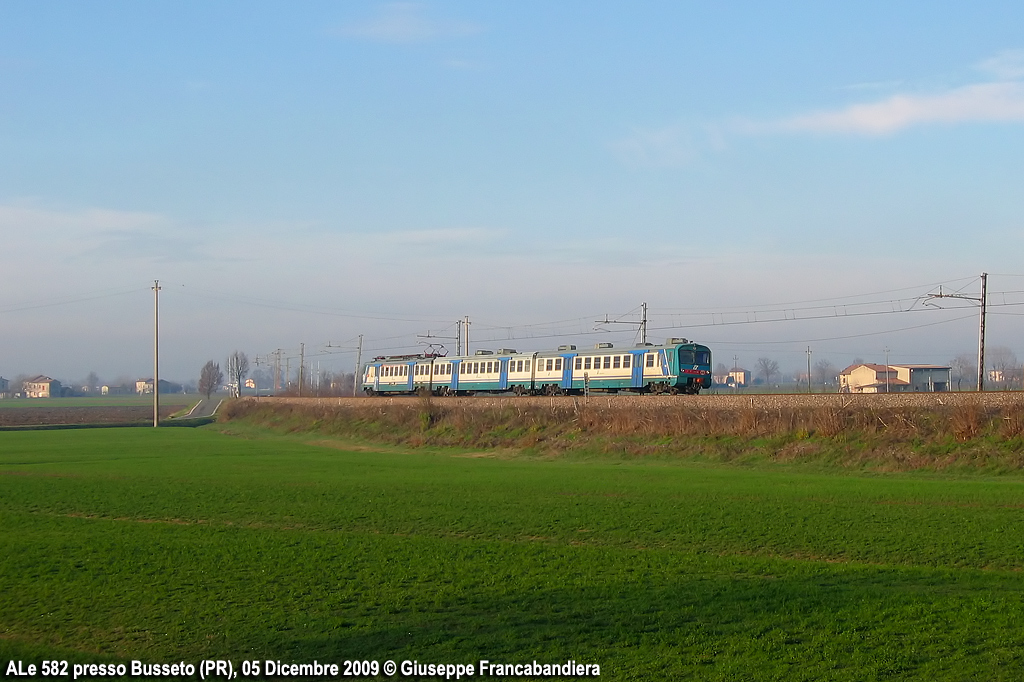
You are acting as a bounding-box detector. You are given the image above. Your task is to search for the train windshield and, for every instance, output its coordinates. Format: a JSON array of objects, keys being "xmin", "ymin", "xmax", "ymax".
[{"xmin": 679, "ymin": 348, "xmax": 711, "ymax": 366}]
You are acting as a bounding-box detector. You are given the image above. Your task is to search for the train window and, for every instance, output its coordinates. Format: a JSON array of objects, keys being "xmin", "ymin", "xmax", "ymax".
[
  {"xmin": 517, "ymin": 360, "xmax": 523, "ymax": 372},
  {"xmin": 545, "ymin": 359, "xmax": 553, "ymax": 371},
  {"xmin": 646, "ymin": 354, "xmax": 655, "ymax": 368},
  {"xmin": 613, "ymin": 356, "xmax": 621, "ymax": 369},
  {"xmin": 696, "ymin": 351, "xmax": 710, "ymax": 365},
  {"xmin": 474, "ymin": 362, "xmax": 480, "ymax": 374},
  {"xmin": 525, "ymin": 360, "xmax": 531, "ymax": 372},
  {"xmin": 487, "ymin": 361, "xmax": 493, "ymax": 373},
  {"xmin": 603, "ymin": 356, "xmax": 611, "ymax": 369},
  {"xmin": 555, "ymin": 358, "xmax": 562, "ymax": 371},
  {"xmin": 575, "ymin": 357, "xmax": 582, "ymax": 370},
  {"xmin": 679, "ymin": 350, "xmax": 695, "ymax": 365},
  {"xmin": 584, "ymin": 357, "xmax": 591, "ymax": 370},
  {"xmin": 623, "ymin": 355, "xmax": 631, "ymax": 368}
]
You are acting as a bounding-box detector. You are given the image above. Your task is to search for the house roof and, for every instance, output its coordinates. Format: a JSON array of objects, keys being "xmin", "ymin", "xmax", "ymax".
[
  {"xmin": 891, "ymin": 364, "xmax": 951, "ymax": 370},
  {"xmin": 25, "ymin": 375, "xmax": 55, "ymax": 383},
  {"xmin": 839, "ymin": 363, "xmax": 892, "ymax": 375}
]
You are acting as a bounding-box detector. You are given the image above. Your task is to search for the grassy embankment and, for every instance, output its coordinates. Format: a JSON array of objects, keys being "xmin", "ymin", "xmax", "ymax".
[
  {"xmin": 1, "ymin": 426, "xmax": 1024, "ymax": 680},
  {"xmin": 220, "ymin": 397, "xmax": 1024, "ymax": 473}
]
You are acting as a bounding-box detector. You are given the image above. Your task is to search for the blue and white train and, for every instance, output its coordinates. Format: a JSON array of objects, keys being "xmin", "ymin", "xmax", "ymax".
[{"xmin": 362, "ymin": 338, "xmax": 712, "ymax": 396}]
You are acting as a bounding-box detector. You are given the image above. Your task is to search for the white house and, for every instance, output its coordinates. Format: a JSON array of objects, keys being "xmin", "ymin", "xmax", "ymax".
[{"xmin": 840, "ymin": 364, "xmax": 950, "ymax": 393}]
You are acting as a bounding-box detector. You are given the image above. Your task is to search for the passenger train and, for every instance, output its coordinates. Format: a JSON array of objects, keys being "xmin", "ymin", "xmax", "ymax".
[{"xmin": 362, "ymin": 339, "xmax": 712, "ymax": 396}]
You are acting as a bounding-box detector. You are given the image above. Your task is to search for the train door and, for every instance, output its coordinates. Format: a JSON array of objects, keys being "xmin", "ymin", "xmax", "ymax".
[
  {"xmin": 561, "ymin": 354, "xmax": 575, "ymax": 390},
  {"xmin": 373, "ymin": 364, "xmax": 380, "ymax": 392},
  {"xmin": 407, "ymin": 363, "xmax": 415, "ymax": 392},
  {"xmin": 630, "ymin": 352, "xmax": 644, "ymax": 388},
  {"xmin": 450, "ymin": 360, "xmax": 460, "ymax": 391},
  {"xmin": 499, "ymin": 358, "xmax": 509, "ymax": 390}
]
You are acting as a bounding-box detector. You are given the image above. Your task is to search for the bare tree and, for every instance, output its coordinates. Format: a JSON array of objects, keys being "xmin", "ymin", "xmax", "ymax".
[
  {"xmin": 756, "ymin": 357, "xmax": 780, "ymax": 386},
  {"xmin": 251, "ymin": 367, "xmax": 272, "ymax": 391},
  {"xmin": 812, "ymin": 359, "xmax": 837, "ymax": 387},
  {"xmin": 949, "ymin": 353, "xmax": 977, "ymax": 391},
  {"xmin": 198, "ymin": 361, "xmax": 223, "ymax": 399},
  {"xmin": 226, "ymin": 351, "xmax": 250, "ymax": 398}
]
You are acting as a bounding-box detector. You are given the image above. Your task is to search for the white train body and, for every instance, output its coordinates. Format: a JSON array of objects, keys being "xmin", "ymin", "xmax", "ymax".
[{"xmin": 363, "ymin": 339, "xmax": 712, "ymax": 396}]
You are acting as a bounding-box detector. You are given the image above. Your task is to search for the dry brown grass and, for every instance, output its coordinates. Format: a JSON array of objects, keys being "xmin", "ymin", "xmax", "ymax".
[{"xmin": 221, "ymin": 396, "xmax": 1023, "ymax": 448}]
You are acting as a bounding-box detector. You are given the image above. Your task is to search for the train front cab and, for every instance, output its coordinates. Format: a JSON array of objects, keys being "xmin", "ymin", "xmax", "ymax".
[{"xmin": 672, "ymin": 342, "xmax": 712, "ymax": 394}]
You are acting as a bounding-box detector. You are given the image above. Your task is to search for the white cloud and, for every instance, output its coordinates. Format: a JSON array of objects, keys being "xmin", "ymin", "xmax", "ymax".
[
  {"xmin": 335, "ymin": 3, "xmax": 481, "ymax": 44},
  {"xmin": 773, "ymin": 81, "xmax": 1024, "ymax": 136},
  {"xmin": 610, "ymin": 125, "xmax": 695, "ymax": 168},
  {"xmin": 976, "ymin": 49, "xmax": 1024, "ymax": 81}
]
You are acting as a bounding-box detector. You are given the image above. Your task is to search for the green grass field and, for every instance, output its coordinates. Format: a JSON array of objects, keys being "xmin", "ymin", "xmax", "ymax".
[{"xmin": 2, "ymin": 427, "xmax": 1024, "ymax": 680}]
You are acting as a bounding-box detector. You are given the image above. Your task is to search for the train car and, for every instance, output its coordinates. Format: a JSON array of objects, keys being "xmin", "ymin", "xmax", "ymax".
[{"xmin": 362, "ymin": 338, "xmax": 711, "ymax": 396}]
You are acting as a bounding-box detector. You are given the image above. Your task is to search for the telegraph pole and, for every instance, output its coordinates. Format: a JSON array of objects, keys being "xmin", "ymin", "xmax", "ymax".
[
  {"xmin": 596, "ymin": 302, "xmax": 649, "ymax": 344},
  {"xmin": 806, "ymin": 346, "xmax": 812, "ymax": 394},
  {"xmin": 274, "ymin": 349, "xmax": 282, "ymax": 394},
  {"xmin": 152, "ymin": 280, "xmax": 160, "ymax": 427},
  {"xmin": 298, "ymin": 343, "xmax": 305, "ymax": 396},
  {"xmin": 978, "ymin": 273, "xmax": 988, "ymax": 392},
  {"xmin": 927, "ymin": 272, "xmax": 988, "ymax": 391},
  {"xmin": 353, "ymin": 334, "xmax": 363, "ymax": 397},
  {"xmin": 464, "ymin": 316, "xmax": 471, "ymax": 356},
  {"xmin": 884, "ymin": 346, "xmax": 890, "ymax": 393},
  {"xmin": 641, "ymin": 302, "xmax": 648, "ymax": 345}
]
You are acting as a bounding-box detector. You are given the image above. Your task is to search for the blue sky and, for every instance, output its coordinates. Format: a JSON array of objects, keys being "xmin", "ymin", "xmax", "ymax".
[{"xmin": 3, "ymin": 2, "xmax": 1024, "ymax": 383}]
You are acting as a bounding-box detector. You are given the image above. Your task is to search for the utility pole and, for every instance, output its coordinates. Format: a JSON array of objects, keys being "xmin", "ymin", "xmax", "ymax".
[
  {"xmin": 927, "ymin": 272, "xmax": 988, "ymax": 391},
  {"xmin": 298, "ymin": 343, "xmax": 305, "ymax": 397},
  {"xmin": 353, "ymin": 334, "xmax": 363, "ymax": 397},
  {"xmin": 884, "ymin": 346, "xmax": 890, "ymax": 394},
  {"xmin": 979, "ymin": 272, "xmax": 988, "ymax": 392},
  {"xmin": 456, "ymin": 320, "xmax": 461, "ymax": 356},
  {"xmin": 285, "ymin": 357, "xmax": 290, "ymax": 392},
  {"xmin": 464, "ymin": 316, "xmax": 471, "ymax": 356},
  {"xmin": 596, "ymin": 303, "xmax": 649, "ymax": 344},
  {"xmin": 152, "ymin": 280, "xmax": 160, "ymax": 428},
  {"xmin": 641, "ymin": 302, "xmax": 648, "ymax": 345},
  {"xmin": 274, "ymin": 349, "xmax": 282, "ymax": 394},
  {"xmin": 806, "ymin": 346, "xmax": 812, "ymax": 394}
]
